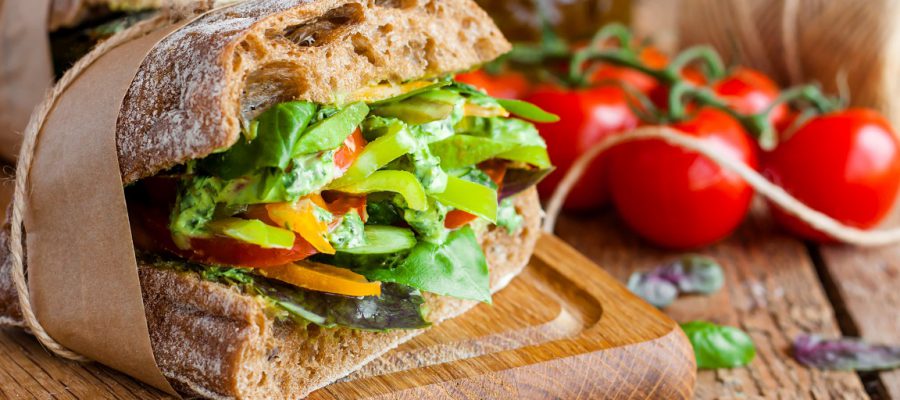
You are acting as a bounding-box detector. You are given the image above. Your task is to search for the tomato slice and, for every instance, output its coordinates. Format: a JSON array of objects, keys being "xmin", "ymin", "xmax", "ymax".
[
  {"xmin": 186, "ymin": 234, "xmax": 318, "ymax": 268},
  {"xmin": 259, "ymin": 262, "xmax": 381, "ymax": 297},
  {"xmin": 334, "ymin": 128, "xmax": 366, "ymax": 173},
  {"xmin": 129, "ymin": 190, "xmax": 319, "ymax": 269},
  {"xmin": 322, "ymin": 192, "xmax": 368, "ymax": 221},
  {"xmin": 444, "ymin": 210, "xmax": 478, "ymax": 229}
]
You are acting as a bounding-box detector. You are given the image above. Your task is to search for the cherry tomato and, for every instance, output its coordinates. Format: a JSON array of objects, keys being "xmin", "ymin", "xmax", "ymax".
[
  {"xmin": 763, "ymin": 108, "xmax": 900, "ymax": 242},
  {"xmin": 455, "ymin": 70, "xmax": 531, "ymax": 99},
  {"xmin": 713, "ymin": 68, "xmax": 787, "ymax": 127},
  {"xmin": 525, "ymin": 85, "xmax": 640, "ymax": 210},
  {"xmin": 607, "ymin": 108, "xmax": 758, "ymax": 249},
  {"xmin": 334, "ymin": 128, "xmax": 366, "ymax": 173},
  {"xmin": 592, "ymin": 46, "xmax": 669, "ymax": 94}
]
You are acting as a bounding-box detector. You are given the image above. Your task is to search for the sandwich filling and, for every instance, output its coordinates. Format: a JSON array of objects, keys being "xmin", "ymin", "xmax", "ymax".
[{"xmin": 128, "ymin": 78, "xmax": 555, "ymax": 331}]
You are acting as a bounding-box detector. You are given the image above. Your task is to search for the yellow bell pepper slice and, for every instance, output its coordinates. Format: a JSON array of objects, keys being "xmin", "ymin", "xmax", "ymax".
[
  {"xmin": 266, "ymin": 197, "xmax": 336, "ymax": 254},
  {"xmin": 259, "ymin": 262, "xmax": 382, "ymax": 297}
]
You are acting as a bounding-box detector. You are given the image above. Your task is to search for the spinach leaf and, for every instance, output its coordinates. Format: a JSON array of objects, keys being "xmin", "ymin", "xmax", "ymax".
[
  {"xmin": 202, "ymin": 101, "xmax": 317, "ymax": 179},
  {"xmin": 293, "ymin": 102, "xmax": 368, "ymax": 156},
  {"xmin": 355, "ymin": 226, "xmax": 491, "ymax": 303},
  {"xmin": 793, "ymin": 334, "xmax": 900, "ymax": 371},
  {"xmin": 496, "ymin": 98, "xmax": 560, "ymax": 123},
  {"xmin": 681, "ymin": 321, "xmax": 756, "ymax": 369}
]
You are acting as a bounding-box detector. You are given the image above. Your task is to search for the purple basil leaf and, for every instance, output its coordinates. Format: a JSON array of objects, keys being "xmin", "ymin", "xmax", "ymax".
[
  {"xmin": 627, "ymin": 273, "xmax": 678, "ymax": 307},
  {"xmin": 793, "ymin": 334, "xmax": 900, "ymax": 371},
  {"xmin": 499, "ymin": 167, "xmax": 553, "ymax": 200},
  {"xmin": 627, "ymin": 255, "xmax": 723, "ymax": 308},
  {"xmin": 669, "ymin": 255, "xmax": 724, "ymax": 294}
]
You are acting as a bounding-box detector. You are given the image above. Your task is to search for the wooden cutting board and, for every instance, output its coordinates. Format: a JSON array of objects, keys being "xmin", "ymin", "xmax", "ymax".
[
  {"xmin": 311, "ymin": 233, "xmax": 696, "ymax": 399},
  {"xmin": 0, "ymin": 175, "xmax": 695, "ymax": 398}
]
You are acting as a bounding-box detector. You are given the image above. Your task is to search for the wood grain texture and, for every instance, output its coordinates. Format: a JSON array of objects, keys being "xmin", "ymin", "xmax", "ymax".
[
  {"xmin": 554, "ymin": 202, "xmax": 870, "ymax": 399},
  {"xmin": 816, "ymin": 209, "xmax": 900, "ymax": 399}
]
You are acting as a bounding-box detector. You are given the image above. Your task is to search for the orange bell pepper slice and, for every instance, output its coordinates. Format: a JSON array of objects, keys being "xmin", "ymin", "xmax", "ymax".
[
  {"xmin": 259, "ymin": 262, "xmax": 382, "ymax": 297},
  {"xmin": 267, "ymin": 196, "xmax": 336, "ymax": 254}
]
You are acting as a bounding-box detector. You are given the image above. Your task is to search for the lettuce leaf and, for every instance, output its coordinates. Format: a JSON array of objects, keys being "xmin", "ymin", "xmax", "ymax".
[
  {"xmin": 202, "ymin": 102, "xmax": 318, "ymax": 179},
  {"xmin": 353, "ymin": 226, "xmax": 491, "ymax": 303}
]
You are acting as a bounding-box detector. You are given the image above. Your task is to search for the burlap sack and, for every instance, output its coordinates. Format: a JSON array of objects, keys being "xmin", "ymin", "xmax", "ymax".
[{"xmin": 673, "ymin": 0, "xmax": 900, "ymax": 127}]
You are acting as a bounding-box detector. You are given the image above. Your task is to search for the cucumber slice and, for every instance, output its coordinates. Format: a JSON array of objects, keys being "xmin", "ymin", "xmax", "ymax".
[{"xmin": 338, "ymin": 225, "xmax": 417, "ymax": 255}]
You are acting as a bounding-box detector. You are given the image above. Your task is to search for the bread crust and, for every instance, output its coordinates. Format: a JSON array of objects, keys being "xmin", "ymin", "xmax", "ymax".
[
  {"xmin": 0, "ymin": 188, "xmax": 541, "ymax": 398},
  {"xmin": 116, "ymin": 0, "xmax": 510, "ymax": 184}
]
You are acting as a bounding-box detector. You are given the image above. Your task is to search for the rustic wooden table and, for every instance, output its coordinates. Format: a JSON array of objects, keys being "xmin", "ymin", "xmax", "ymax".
[
  {"xmin": 0, "ymin": 167, "xmax": 897, "ymax": 398},
  {"xmin": 554, "ymin": 201, "xmax": 900, "ymax": 399}
]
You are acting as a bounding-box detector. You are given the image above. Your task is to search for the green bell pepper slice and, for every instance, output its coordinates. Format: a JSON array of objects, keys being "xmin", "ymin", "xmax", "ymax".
[
  {"xmin": 330, "ymin": 120, "xmax": 418, "ymax": 187},
  {"xmin": 293, "ymin": 102, "xmax": 369, "ymax": 156},
  {"xmin": 330, "ymin": 170, "xmax": 428, "ymax": 211},
  {"xmin": 496, "ymin": 146, "xmax": 552, "ymax": 169},
  {"xmin": 431, "ymin": 175, "xmax": 497, "ymax": 223},
  {"xmin": 207, "ymin": 218, "xmax": 295, "ymax": 249}
]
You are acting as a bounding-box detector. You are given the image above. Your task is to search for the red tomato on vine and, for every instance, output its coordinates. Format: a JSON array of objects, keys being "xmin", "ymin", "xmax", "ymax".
[
  {"xmin": 713, "ymin": 68, "xmax": 787, "ymax": 128},
  {"xmin": 455, "ymin": 70, "xmax": 531, "ymax": 99},
  {"xmin": 763, "ymin": 109, "xmax": 900, "ymax": 242},
  {"xmin": 607, "ymin": 108, "xmax": 758, "ymax": 249},
  {"xmin": 525, "ymin": 84, "xmax": 640, "ymax": 210}
]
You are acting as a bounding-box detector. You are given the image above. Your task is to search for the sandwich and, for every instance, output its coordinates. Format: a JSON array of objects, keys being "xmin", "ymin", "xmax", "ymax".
[{"xmin": 0, "ymin": 0, "xmax": 554, "ymax": 398}]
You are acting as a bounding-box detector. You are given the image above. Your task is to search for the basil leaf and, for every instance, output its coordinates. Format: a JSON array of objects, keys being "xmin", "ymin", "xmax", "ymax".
[
  {"xmin": 496, "ymin": 98, "xmax": 560, "ymax": 123},
  {"xmin": 681, "ymin": 321, "xmax": 756, "ymax": 369},
  {"xmin": 627, "ymin": 273, "xmax": 678, "ymax": 308},
  {"xmin": 793, "ymin": 334, "xmax": 900, "ymax": 371},
  {"xmin": 293, "ymin": 102, "xmax": 368, "ymax": 156},
  {"xmin": 355, "ymin": 226, "xmax": 491, "ymax": 303},
  {"xmin": 627, "ymin": 255, "xmax": 724, "ymax": 307},
  {"xmin": 202, "ymin": 101, "xmax": 317, "ymax": 179}
]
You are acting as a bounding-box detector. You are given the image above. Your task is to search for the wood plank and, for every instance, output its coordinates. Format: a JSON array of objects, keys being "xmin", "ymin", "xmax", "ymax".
[
  {"xmin": 553, "ymin": 202, "xmax": 869, "ymax": 399},
  {"xmin": 817, "ymin": 234, "xmax": 900, "ymax": 399}
]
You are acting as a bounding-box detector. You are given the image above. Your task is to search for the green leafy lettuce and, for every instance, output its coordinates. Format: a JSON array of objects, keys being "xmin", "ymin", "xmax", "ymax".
[{"xmin": 353, "ymin": 226, "xmax": 491, "ymax": 303}]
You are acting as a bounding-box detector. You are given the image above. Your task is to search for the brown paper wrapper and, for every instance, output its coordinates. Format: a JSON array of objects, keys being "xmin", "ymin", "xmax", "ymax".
[
  {"xmin": 0, "ymin": 0, "xmax": 54, "ymax": 162},
  {"xmin": 23, "ymin": 21, "xmax": 185, "ymax": 395}
]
